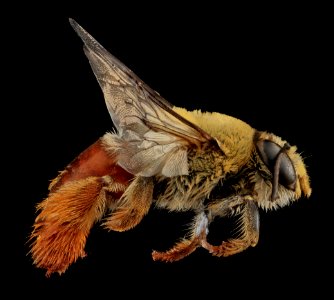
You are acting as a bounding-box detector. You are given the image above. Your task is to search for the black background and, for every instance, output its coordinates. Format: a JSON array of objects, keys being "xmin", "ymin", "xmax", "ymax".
[{"xmin": 6, "ymin": 5, "xmax": 330, "ymax": 297}]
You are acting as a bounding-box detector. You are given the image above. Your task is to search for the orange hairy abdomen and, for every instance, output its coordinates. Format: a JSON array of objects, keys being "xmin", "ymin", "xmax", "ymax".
[{"xmin": 49, "ymin": 138, "xmax": 133, "ymax": 193}]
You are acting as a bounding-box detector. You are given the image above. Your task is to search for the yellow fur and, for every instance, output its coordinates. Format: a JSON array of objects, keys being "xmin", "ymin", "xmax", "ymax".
[{"xmin": 174, "ymin": 107, "xmax": 255, "ymax": 171}]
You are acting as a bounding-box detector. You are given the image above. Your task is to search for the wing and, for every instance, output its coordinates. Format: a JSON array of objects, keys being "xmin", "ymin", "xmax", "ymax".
[{"xmin": 70, "ymin": 19, "xmax": 217, "ymax": 177}]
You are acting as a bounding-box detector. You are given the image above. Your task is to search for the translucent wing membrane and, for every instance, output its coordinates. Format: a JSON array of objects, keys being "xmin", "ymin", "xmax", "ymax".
[{"xmin": 70, "ymin": 19, "xmax": 214, "ymax": 177}]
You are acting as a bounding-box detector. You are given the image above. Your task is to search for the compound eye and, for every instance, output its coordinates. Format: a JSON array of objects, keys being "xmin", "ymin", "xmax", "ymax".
[{"xmin": 257, "ymin": 140, "xmax": 296, "ymax": 190}]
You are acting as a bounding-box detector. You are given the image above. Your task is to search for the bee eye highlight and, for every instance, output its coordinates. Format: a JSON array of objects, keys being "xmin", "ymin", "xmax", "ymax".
[{"xmin": 257, "ymin": 140, "xmax": 297, "ymax": 192}]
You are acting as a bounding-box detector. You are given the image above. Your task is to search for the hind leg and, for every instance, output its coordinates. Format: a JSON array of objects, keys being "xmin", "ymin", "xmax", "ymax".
[
  {"xmin": 104, "ymin": 176, "xmax": 154, "ymax": 232},
  {"xmin": 30, "ymin": 175, "xmax": 126, "ymax": 276}
]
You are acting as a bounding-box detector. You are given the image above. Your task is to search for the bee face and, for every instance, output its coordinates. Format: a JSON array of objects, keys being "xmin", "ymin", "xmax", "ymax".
[{"xmin": 254, "ymin": 131, "xmax": 311, "ymax": 210}]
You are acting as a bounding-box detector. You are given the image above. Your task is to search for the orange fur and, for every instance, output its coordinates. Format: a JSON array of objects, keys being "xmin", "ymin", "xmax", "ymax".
[
  {"xmin": 30, "ymin": 140, "xmax": 133, "ymax": 276},
  {"xmin": 30, "ymin": 177, "xmax": 106, "ymax": 276}
]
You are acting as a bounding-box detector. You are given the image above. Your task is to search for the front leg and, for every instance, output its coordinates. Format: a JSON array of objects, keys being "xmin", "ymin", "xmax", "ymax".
[
  {"xmin": 203, "ymin": 200, "xmax": 260, "ymax": 257},
  {"xmin": 152, "ymin": 212, "xmax": 209, "ymax": 262}
]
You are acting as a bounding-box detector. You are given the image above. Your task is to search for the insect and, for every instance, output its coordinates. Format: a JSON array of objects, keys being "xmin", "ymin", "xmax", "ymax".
[{"xmin": 30, "ymin": 19, "xmax": 311, "ymax": 277}]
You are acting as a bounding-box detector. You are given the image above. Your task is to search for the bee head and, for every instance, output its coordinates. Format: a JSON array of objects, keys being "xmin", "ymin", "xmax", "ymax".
[{"xmin": 254, "ymin": 132, "xmax": 311, "ymax": 207}]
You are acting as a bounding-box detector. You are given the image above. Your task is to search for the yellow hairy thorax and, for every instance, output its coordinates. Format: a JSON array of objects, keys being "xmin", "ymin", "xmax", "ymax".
[{"xmin": 173, "ymin": 107, "xmax": 256, "ymax": 171}]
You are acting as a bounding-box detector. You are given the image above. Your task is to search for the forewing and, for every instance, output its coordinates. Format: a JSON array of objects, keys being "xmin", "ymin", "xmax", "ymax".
[{"xmin": 70, "ymin": 19, "xmax": 215, "ymax": 177}]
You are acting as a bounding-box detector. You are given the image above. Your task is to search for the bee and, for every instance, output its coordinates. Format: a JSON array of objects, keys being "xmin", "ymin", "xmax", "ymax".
[{"xmin": 30, "ymin": 19, "xmax": 311, "ymax": 277}]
